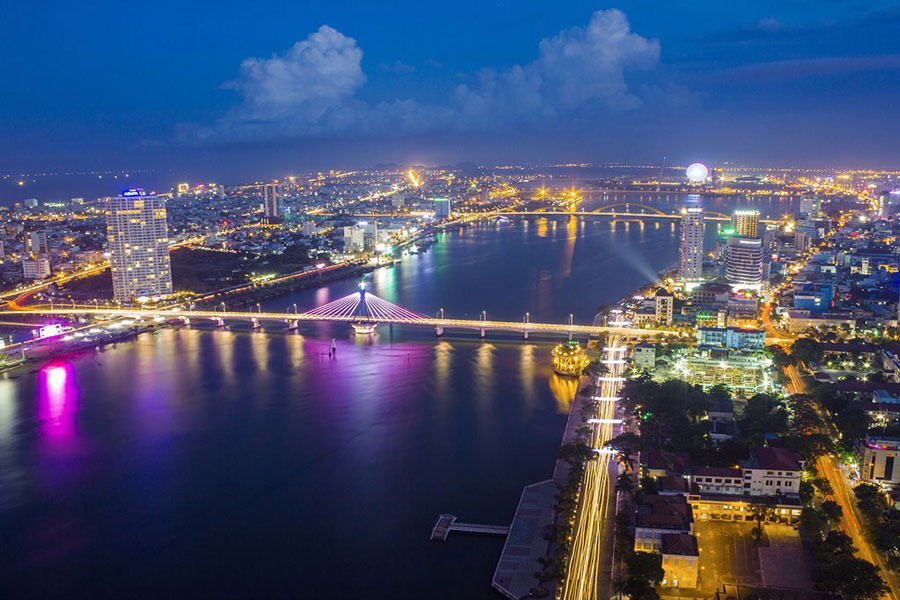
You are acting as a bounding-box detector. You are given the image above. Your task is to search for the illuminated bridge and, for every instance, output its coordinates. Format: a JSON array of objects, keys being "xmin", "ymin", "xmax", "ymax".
[{"xmin": 17, "ymin": 289, "xmax": 677, "ymax": 340}]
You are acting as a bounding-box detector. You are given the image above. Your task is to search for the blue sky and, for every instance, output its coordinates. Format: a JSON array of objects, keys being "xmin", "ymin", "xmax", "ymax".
[{"xmin": 3, "ymin": 1, "xmax": 900, "ymax": 179}]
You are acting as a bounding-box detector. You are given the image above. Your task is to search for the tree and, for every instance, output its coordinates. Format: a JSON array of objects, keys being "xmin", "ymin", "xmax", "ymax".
[
  {"xmin": 616, "ymin": 472, "xmax": 636, "ymax": 497},
  {"xmin": 606, "ymin": 431, "xmax": 641, "ymax": 460},
  {"xmin": 557, "ymin": 442, "xmax": 594, "ymax": 465},
  {"xmin": 624, "ymin": 551, "xmax": 664, "ymax": 600},
  {"xmin": 791, "ymin": 337, "xmax": 824, "ymax": 364},
  {"xmin": 853, "ymin": 483, "xmax": 884, "ymax": 514},
  {"xmin": 639, "ymin": 475, "xmax": 659, "ymax": 496},
  {"xmin": 820, "ymin": 500, "xmax": 843, "ymax": 524},
  {"xmin": 749, "ymin": 497, "xmax": 776, "ymax": 541},
  {"xmin": 812, "ymin": 477, "xmax": 833, "ymax": 498}
]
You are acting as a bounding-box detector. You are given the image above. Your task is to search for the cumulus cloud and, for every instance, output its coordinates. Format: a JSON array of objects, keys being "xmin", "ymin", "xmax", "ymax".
[
  {"xmin": 454, "ymin": 9, "xmax": 660, "ymax": 125},
  {"xmin": 187, "ymin": 10, "xmax": 660, "ymax": 143}
]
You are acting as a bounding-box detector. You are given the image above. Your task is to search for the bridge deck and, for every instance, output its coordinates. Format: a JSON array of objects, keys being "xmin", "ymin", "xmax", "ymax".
[{"xmin": 14, "ymin": 305, "xmax": 679, "ymax": 338}]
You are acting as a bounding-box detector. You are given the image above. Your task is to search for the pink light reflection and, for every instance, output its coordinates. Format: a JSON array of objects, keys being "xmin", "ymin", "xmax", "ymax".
[{"xmin": 37, "ymin": 362, "xmax": 79, "ymax": 442}]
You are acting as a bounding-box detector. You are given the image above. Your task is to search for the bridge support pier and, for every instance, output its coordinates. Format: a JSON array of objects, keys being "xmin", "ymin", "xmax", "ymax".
[
  {"xmin": 568, "ymin": 331, "xmax": 573, "ymax": 341},
  {"xmin": 251, "ymin": 318, "xmax": 261, "ymax": 329},
  {"xmin": 180, "ymin": 316, "xmax": 190, "ymax": 326},
  {"xmin": 523, "ymin": 330, "xmax": 529, "ymax": 340},
  {"xmin": 214, "ymin": 317, "xmax": 224, "ymax": 327},
  {"xmin": 287, "ymin": 320, "xmax": 298, "ymax": 331},
  {"xmin": 480, "ymin": 329, "xmax": 485, "ymax": 338},
  {"xmin": 435, "ymin": 326, "xmax": 444, "ymax": 337}
]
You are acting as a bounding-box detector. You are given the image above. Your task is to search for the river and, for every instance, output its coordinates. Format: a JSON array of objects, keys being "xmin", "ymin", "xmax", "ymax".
[{"xmin": 0, "ymin": 195, "xmax": 797, "ymax": 598}]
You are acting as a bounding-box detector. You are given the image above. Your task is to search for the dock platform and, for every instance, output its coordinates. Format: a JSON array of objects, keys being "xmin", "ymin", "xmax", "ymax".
[{"xmin": 431, "ymin": 514, "xmax": 510, "ymax": 542}]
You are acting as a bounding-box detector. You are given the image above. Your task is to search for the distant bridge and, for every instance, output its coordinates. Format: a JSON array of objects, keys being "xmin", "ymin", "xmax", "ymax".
[{"xmin": 16, "ymin": 289, "xmax": 679, "ymax": 340}]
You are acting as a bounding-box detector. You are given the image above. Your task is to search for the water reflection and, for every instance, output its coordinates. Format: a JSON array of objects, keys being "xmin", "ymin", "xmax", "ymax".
[
  {"xmin": 548, "ymin": 373, "xmax": 577, "ymax": 414},
  {"xmin": 37, "ymin": 363, "xmax": 78, "ymax": 444}
]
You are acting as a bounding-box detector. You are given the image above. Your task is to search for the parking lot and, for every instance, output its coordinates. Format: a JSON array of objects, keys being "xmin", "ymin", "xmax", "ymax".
[{"xmin": 692, "ymin": 520, "xmax": 811, "ymax": 594}]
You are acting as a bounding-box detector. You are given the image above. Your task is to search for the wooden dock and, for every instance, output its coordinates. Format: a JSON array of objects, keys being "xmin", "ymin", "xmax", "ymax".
[{"xmin": 430, "ymin": 514, "xmax": 510, "ymax": 542}]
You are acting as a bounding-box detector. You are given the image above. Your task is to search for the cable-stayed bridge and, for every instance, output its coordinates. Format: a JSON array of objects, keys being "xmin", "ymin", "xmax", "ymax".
[{"xmin": 14, "ymin": 288, "xmax": 677, "ymax": 339}]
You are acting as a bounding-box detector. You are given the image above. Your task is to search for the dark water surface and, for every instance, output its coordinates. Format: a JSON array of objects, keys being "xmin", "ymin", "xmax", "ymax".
[{"xmin": 0, "ymin": 201, "xmax": 793, "ymax": 599}]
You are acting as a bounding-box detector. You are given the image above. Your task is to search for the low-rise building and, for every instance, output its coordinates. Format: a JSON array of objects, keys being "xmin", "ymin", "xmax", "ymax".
[
  {"xmin": 634, "ymin": 495, "xmax": 694, "ymax": 552},
  {"xmin": 740, "ymin": 447, "xmax": 803, "ymax": 497},
  {"xmin": 858, "ymin": 435, "xmax": 900, "ymax": 489},
  {"xmin": 660, "ymin": 533, "xmax": 699, "ymax": 589},
  {"xmin": 633, "ymin": 343, "xmax": 656, "ymax": 370}
]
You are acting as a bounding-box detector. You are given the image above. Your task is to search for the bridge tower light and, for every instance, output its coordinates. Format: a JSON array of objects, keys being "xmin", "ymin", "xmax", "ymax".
[
  {"xmin": 524, "ymin": 312, "xmax": 530, "ymax": 340},
  {"xmin": 480, "ymin": 310, "xmax": 486, "ymax": 338}
]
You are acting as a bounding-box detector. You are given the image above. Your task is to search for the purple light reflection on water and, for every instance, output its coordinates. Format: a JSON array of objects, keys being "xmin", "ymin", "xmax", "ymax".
[{"xmin": 36, "ymin": 363, "xmax": 79, "ymax": 444}]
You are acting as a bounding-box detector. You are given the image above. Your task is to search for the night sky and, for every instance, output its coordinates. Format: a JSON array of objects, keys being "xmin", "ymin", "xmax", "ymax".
[{"xmin": 3, "ymin": 1, "xmax": 900, "ymax": 178}]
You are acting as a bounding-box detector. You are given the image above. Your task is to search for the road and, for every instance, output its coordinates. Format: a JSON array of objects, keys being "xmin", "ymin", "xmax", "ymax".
[
  {"xmin": 560, "ymin": 335, "xmax": 626, "ymax": 600},
  {"xmin": 784, "ymin": 364, "xmax": 899, "ymax": 600}
]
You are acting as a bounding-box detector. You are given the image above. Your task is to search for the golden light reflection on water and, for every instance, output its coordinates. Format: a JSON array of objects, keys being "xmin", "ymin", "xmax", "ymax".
[
  {"xmin": 548, "ymin": 373, "xmax": 578, "ymax": 414},
  {"xmin": 519, "ymin": 344, "xmax": 536, "ymax": 412},
  {"xmin": 435, "ymin": 341, "xmax": 452, "ymax": 396},
  {"xmin": 217, "ymin": 329, "xmax": 236, "ymax": 385},
  {"xmin": 289, "ymin": 333, "xmax": 306, "ymax": 367},
  {"xmin": 536, "ymin": 217, "xmax": 548, "ymax": 238},
  {"xmin": 474, "ymin": 343, "xmax": 495, "ymax": 410},
  {"xmin": 250, "ymin": 330, "xmax": 269, "ymax": 371}
]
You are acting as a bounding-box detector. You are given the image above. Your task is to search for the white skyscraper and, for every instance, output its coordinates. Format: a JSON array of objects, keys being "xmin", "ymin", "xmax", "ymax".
[
  {"xmin": 106, "ymin": 189, "xmax": 173, "ymax": 302},
  {"xmin": 679, "ymin": 204, "xmax": 705, "ymax": 281},
  {"xmin": 726, "ymin": 237, "xmax": 764, "ymax": 286}
]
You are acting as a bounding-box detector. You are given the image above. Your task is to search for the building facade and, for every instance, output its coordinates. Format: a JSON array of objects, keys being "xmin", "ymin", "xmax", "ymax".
[
  {"xmin": 732, "ymin": 210, "xmax": 759, "ymax": 238},
  {"xmin": 263, "ymin": 183, "xmax": 284, "ymax": 224},
  {"xmin": 679, "ymin": 205, "xmax": 705, "ymax": 281},
  {"xmin": 22, "ymin": 257, "xmax": 51, "ymax": 280},
  {"xmin": 726, "ymin": 237, "xmax": 764, "ymax": 286},
  {"xmin": 106, "ymin": 190, "xmax": 173, "ymax": 302},
  {"xmin": 858, "ymin": 435, "xmax": 900, "ymax": 489}
]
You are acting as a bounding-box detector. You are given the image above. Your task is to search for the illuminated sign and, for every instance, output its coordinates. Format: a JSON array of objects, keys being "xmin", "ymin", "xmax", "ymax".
[
  {"xmin": 121, "ymin": 188, "xmax": 147, "ymax": 197},
  {"xmin": 37, "ymin": 324, "xmax": 63, "ymax": 339}
]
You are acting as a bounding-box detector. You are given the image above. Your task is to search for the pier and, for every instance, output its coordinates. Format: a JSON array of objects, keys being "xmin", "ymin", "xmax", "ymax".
[{"xmin": 430, "ymin": 514, "xmax": 510, "ymax": 542}]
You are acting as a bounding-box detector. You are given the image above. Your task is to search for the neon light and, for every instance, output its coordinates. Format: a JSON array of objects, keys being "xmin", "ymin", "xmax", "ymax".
[{"xmin": 121, "ymin": 188, "xmax": 147, "ymax": 197}]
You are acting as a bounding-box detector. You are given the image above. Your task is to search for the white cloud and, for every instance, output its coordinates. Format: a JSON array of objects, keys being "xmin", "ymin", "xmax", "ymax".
[
  {"xmin": 188, "ymin": 10, "xmax": 660, "ymax": 143},
  {"xmin": 453, "ymin": 9, "xmax": 660, "ymax": 125}
]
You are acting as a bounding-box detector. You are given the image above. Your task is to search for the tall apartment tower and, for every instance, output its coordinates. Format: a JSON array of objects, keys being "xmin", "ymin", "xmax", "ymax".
[
  {"xmin": 799, "ymin": 196, "xmax": 821, "ymax": 218},
  {"xmin": 678, "ymin": 204, "xmax": 705, "ymax": 281},
  {"xmin": 731, "ymin": 209, "xmax": 759, "ymax": 238},
  {"xmin": 725, "ymin": 237, "xmax": 764, "ymax": 286},
  {"xmin": 106, "ymin": 189, "xmax": 173, "ymax": 302},
  {"xmin": 263, "ymin": 183, "xmax": 284, "ymax": 224},
  {"xmin": 26, "ymin": 231, "xmax": 49, "ymax": 255}
]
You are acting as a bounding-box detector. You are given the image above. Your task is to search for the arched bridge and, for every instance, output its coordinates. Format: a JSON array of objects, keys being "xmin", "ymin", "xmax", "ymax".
[{"xmin": 17, "ymin": 290, "xmax": 679, "ymax": 340}]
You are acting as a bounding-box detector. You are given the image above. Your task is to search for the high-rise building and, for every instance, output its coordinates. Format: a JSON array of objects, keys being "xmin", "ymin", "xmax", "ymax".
[
  {"xmin": 877, "ymin": 191, "xmax": 892, "ymax": 220},
  {"xmin": 24, "ymin": 198, "xmax": 39, "ymax": 209},
  {"xmin": 106, "ymin": 189, "xmax": 173, "ymax": 302},
  {"xmin": 725, "ymin": 237, "xmax": 764, "ymax": 286},
  {"xmin": 25, "ymin": 231, "xmax": 49, "ymax": 255},
  {"xmin": 655, "ymin": 290, "xmax": 674, "ymax": 325},
  {"xmin": 263, "ymin": 183, "xmax": 284, "ymax": 224},
  {"xmin": 22, "ymin": 256, "xmax": 51, "ymax": 280},
  {"xmin": 678, "ymin": 204, "xmax": 705, "ymax": 281},
  {"xmin": 799, "ymin": 196, "xmax": 821, "ymax": 218},
  {"xmin": 433, "ymin": 198, "xmax": 451, "ymax": 219},
  {"xmin": 176, "ymin": 182, "xmax": 190, "ymax": 196},
  {"xmin": 342, "ymin": 226, "xmax": 365, "ymax": 253},
  {"xmin": 731, "ymin": 210, "xmax": 759, "ymax": 238}
]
